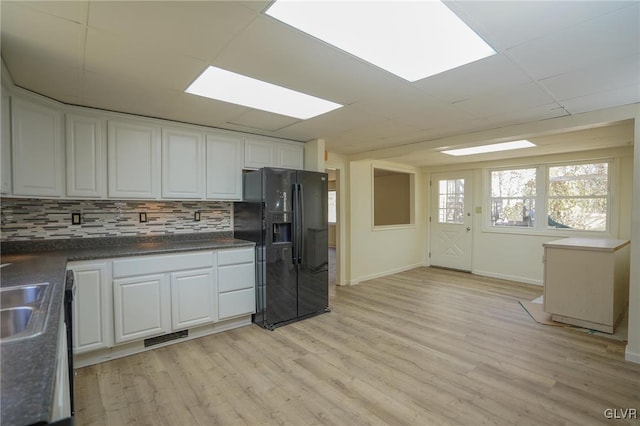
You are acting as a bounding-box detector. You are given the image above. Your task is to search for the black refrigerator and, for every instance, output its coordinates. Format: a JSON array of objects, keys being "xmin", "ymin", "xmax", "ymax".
[{"xmin": 234, "ymin": 167, "xmax": 329, "ymax": 329}]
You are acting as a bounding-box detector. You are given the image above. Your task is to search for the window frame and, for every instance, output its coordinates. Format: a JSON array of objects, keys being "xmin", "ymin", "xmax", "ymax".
[{"xmin": 484, "ymin": 159, "xmax": 615, "ymax": 237}]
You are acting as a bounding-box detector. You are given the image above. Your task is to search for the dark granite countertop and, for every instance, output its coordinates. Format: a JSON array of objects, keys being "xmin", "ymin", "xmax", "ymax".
[{"xmin": 0, "ymin": 232, "xmax": 254, "ymax": 426}]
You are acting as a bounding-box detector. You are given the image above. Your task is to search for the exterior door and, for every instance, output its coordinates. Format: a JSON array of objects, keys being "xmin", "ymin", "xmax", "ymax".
[{"xmin": 430, "ymin": 171, "xmax": 473, "ymax": 271}]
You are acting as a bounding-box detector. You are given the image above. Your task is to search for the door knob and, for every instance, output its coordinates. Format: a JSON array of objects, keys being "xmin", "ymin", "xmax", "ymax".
[{"xmin": 466, "ymin": 227, "xmax": 471, "ymax": 231}]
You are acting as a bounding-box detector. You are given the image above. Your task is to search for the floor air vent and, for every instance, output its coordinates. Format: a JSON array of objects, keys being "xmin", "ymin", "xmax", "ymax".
[{"xmin": 144, "ymin": 330, "xmax": 188, "ymax": 347}]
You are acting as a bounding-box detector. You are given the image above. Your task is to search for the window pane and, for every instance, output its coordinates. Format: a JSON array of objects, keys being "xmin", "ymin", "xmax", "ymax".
[
  {"xmin": 490, "ymin": 168, "xmax": 536, "ymax": 228},
  {"xmin": 548, "ymin": 197, "xmax": 607, "ymax": 231},
  {"xmin": 491, "ymin": 168, "xmax": 536, "ymax": 197},
  {"xmin": 491, "ymin": 198, "xmax": 535, "ymax": 227},
  {"xmin": 328, "ymin": 190, "xmax": 336, "ymax": 223},
  {"xmin": 548, "ymin": 163, "xmax": 608, "ymax": 197},
  {"xmin": 437, "ymin": 179, "xmax": 464, "ymax": 224},
  {"xmin": 547, "ymin": 162, "xmax": 609, "ymax": 231}
]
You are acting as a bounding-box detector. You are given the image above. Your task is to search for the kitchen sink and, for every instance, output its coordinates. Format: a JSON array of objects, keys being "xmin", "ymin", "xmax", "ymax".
[
  {"xmin": 0, "ymin": 283, "xmax": 50, "ymax": 342},
  {"xmin": 1, "ymin": 285, "xmax": 46, "ymax": 309},
  {"xmin": 1, "ymin": 307, "xmax": 34, "ymax": 339}
]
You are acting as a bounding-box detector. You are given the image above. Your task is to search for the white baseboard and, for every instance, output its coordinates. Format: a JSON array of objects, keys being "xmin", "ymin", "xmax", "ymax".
[
  {"xmin": 625, "ymin": 346, "xmax": 640, "ymax": 364},
  {"xmin": 473, "ymin": 269, "xmax": 543, "ymax": 286},
  {"xmin": 350, "ymin": 262, "xmax": 428, "ymax": 285}
]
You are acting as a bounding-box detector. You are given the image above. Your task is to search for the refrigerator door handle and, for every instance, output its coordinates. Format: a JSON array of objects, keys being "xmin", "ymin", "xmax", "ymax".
[
  {"xmin": 298, "ymin": 183, "xmax": 304, "ymax": 265},
  {"xmin": 292, "ymin": 183, "xmax": 299, "ymax": 265}
]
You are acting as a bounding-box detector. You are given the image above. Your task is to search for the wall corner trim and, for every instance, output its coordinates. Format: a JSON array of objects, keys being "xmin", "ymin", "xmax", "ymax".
[{"xmin": 625, "ymin": 346, "xmax": 640, "ymax": 364}]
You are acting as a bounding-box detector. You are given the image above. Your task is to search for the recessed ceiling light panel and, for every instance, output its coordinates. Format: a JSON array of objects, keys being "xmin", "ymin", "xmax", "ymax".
[
  {"xmin": 441, "ymin": 140, "xmax": 536, "ymax": 156},
  {"xmin": 265, "ymin": 0, "xmax": 496, "ymax": 82},
  {"xmin": 185, "ymin": 66, "xmax": 342, "ymax": 120}
]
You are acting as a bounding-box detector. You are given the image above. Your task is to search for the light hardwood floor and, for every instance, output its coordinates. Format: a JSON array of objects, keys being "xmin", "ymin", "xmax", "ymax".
[{"xmin": 75, "ymin": 267, "xmax": 640, "ymax": 425}]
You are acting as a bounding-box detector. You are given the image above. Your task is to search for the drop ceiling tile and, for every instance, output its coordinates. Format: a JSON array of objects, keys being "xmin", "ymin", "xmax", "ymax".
[
  {"xmin": 84, "ymin": 28, "xmax": 207, "ymax": 90},
  {"xmin": 1, "ymin": 2, "xmax": 85, "ymax": 68},
  {"xmin": 538, "ymin": 54, "xmax": 640, "ymax": 101},
  {"xmin": 483, "ymin": 103, "xmax": 569, "ymax": 129},
  {"xmin": 275, "ymin": 103, "xmax": 383, "ymax": 142},
  {"xmin": 449, "ymin": 1, "xmax": 631, "ymax": 50},
  {"xmin": 561, "ymin": 84, "xmax": 640, "ymax": 114},
  {"xmin": 14, "ymin": 1, "xmax": 89, "ymax": 24},
  {"xmin": 227, "ymin": 110, "xmax": 301, "ymax": 132},
  {"xmin": 453, "ymin": 82, "xmax": 558, "ymax": 119},
  {"xmin": 506, "ymin": 3, "xmax": 640, "ymax": 80},
  {"xmin": 415, "ymin": 54, "xmax": 531, "ymax": 103},
  {"xmin": 87, "ymin": 1, "xmax": 258, "ymax": 61}
]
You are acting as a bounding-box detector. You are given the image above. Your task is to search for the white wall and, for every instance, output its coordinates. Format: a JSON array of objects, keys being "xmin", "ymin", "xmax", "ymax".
[
  {"xmin": 348, "ymin": 160, "xmax": 427, "ymax": 284},
  {"xmin": 626, "ymin": 109, "xmax": 640, "ymax": 364}
]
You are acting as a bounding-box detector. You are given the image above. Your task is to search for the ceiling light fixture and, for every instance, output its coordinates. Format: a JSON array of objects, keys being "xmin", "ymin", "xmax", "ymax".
[
  {"xmin": 185, "ymin": 66, "xmax": 342, "ymax": 120},
  {"xmin": 441, "ymin": 140, "xmax": 536, "ymax": 156},
  {"xmin": 264, "ymin": 0, "xmax": 495, "ymax": 82}
]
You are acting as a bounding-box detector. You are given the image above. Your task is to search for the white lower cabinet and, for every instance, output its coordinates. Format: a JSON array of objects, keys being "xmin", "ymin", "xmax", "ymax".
[
  {"xmin": 75, "ymin": 248, "xmax": 254, "ymax": 365},
  {"xmin": 113, "ymin": 273, "xmax": 171, "ymax": 344},
  {"xmin": 68, "ymin": 261, "xmax": 112, "ymax": 353},
  {"xmin": 170, "ymin": 267, "xmax": 216, "ymax": 330},
  {"xmin": 217, "ymin": 248, "xmax": 256, "ymax": 320}
]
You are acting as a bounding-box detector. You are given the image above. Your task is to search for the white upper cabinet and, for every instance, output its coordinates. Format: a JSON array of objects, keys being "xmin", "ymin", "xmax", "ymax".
[
  {"xmin": 161, "ymin": 127, "xmax": 204, "ymax": 199},
  {"xmin": 276, "ymin": 143, "xmax": 304, "ymax": 170},
  {"xmin": 11, "ymin": 97, "xmax": 64, "ymax": 197},
  {"xmin": 1, "ymin": 91, "xmax": 11, "ymax": 194},
  {"xmin": 66, "ymin": 114, "xmax": 106, "ymax": 198},
  {"xmin": 244, "ymin": 138, "xmax": 304, "ymax": 170},
  {"xmin": 244, "ymin": 138, "xmax": 274, "ymax": 170},
  {"xmin": 107, "ymin": 120, "xmax": 160, "ymax": 199},
  {"xmin": 206, "ymin": 133, "xmax": 243, "ymax": 200}
]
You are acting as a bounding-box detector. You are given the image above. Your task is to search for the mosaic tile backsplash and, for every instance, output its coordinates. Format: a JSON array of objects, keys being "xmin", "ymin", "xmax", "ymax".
[{"xmin": 0, "ymin": 198, "xmax": 233, "ymax": 241}]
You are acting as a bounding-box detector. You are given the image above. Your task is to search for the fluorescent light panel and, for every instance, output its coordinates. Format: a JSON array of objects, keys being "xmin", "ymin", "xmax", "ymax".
[
  {"xmin": 265, "ymin": 1, "xmax": 495, "ymax": 82},
  {"xmin": 185, "ymin": 66, "xmax": 342, "ymax": 120},
  {"xmin": 441, "ymin": 140, "xmax": 536, "ymax": 156}
]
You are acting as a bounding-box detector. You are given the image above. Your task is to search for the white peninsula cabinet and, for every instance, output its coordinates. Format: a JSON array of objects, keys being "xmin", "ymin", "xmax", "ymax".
[
  {"xmin": 543, "ymin": 238, "xmax": 631, "ymax": 333},
  {"xmin": 11, "ymin": 97, "xmax": 64, "ymax": 197},
  {"xmin": 162, "ymin": 127, "xmax": 205, "ymax": 199},
  {"xmin": 206, "ymin": 133, "xmax": 243, "ymax": 200},
  {"xmin": 107, "ymin": 120, "xmax": 161, "ymax": 199},
  {"xmin": 66, "ymin": 114, "xmax": 106, "ymax": 198},
  {"xmin": 68, "ymin": 261, "xmax": 113, "ymax": 353}
]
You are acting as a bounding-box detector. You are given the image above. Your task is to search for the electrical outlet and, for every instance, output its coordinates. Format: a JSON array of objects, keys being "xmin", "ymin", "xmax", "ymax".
[
  {"xmin": 71, "ymin": 213, "xmax": 81, "ymax": 225},
  {"xmin": 139, "ymin": 212, "xmax": 147, "ymax": 223},
  {"xmin": 194, "ymin": 211, "xmax": 201, "ymax": 222}
]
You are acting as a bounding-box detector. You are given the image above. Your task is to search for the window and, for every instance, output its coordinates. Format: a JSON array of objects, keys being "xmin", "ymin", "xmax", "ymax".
[
  {"xmin": 438, "ymin": 179, "xmax": 465, "ymax": 224},
  {"xmin": 328, "ymin": 190, "xmax": 337, "ymax": 224},
  {"xmin": 488, "ymin": 161, "xmax": 611, "ymax": 233},
  {"xmin": 547, "ymin": 163, "xmax": 608, "ymax": 231},
  {"xmin": 490, "ymin": 168, "xmax": 536, "ymax": 227}
]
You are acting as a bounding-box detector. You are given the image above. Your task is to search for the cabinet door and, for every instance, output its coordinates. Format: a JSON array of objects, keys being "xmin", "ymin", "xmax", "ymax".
[
  {"xmin": 1, "ymin": 91, "xmax": 11, "ymax": 194},
  {"xmin": 108, "ymin": 120, "xmax": 160, "ymax": 199},
  {"xmin": 276, "ymin": 143, "xmax": 304, "ymax": 170},
  {"xmin": 11, "ymin": 97, "xmax": 64, "ymax": 196},
  {"xmin": 69, "ymin": 262, "xmax": 112, "ymax": 354},
  {"xmin": 170, "ymin": 267, "xmax": 216, "ymax": 330},
  {"xmin": 206, "ymin": 133, "xmax": 243, "ymax": 200},
  {"xmin": 162, "ymin": 128, "xmax": 204, "ymax": 199},
  {"xmin": 113, "ymin": 274, "xmax": 170, "ymax": 344},
  {"xmin": 244, "ymin": 138, "xmax": 274, "ymax": 169},
  {"xmin": 66, "ymin": 114, "xmax": 105, "ymax": 198}
]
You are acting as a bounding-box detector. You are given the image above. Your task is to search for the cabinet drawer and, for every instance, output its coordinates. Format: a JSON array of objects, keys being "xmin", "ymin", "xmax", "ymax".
[
  {"xmin": 219, "ymin": 288, "xmax": 255, "ymax": 320},
  {"xmin": 113, "ymin": 251, "xmax": 214, "ymax": 278},
  {"xmin": 218, "ymin": 248, "xmax": 254, "ymax": 266},
  {"xmin": 218, "ymin": 263, "xmax": 255, "ymax": 292}
]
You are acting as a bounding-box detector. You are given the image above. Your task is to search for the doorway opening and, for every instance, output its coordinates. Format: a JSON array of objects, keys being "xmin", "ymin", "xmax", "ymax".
[{"xmin": 326, "ymin": 168, "xmax": 338, "ymax": 293}]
